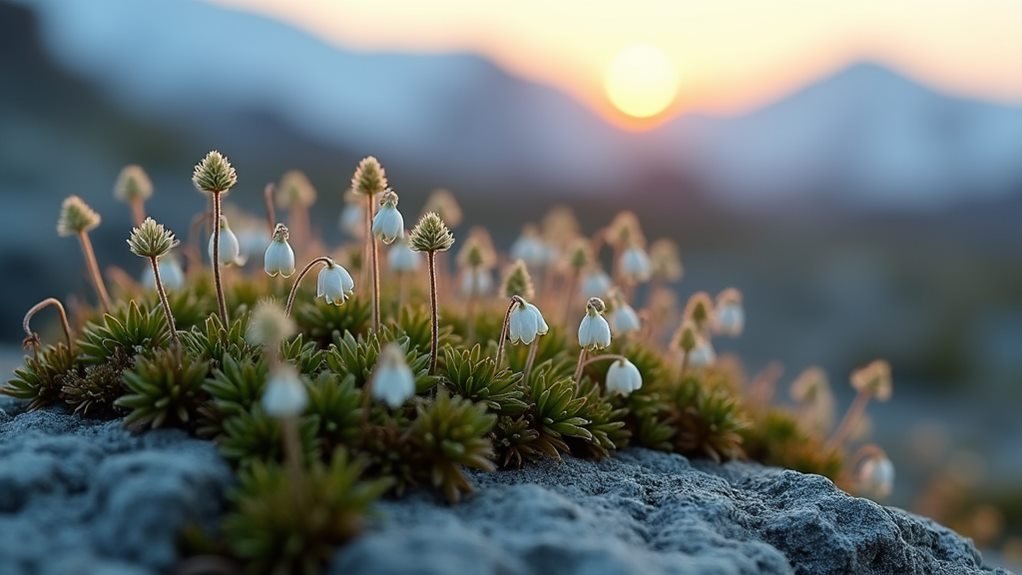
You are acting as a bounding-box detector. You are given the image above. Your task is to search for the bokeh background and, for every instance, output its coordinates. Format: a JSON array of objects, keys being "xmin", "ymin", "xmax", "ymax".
[{"xmin": 2, "ymin": 0, "xmax": 1021, "ymax": 564}]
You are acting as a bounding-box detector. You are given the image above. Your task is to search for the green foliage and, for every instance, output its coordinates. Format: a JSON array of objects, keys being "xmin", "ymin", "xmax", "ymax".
[
  {"xmin": 220, "ymin": 407, "xmax": 320, "ymax": 467},
  {"xmin": 408, "ymin": 389, "xmax": 496, "ymax": 503},
  {"xmin": 441, "ymin": 344, "xmax": 526, "ymax": 415},
  {"xmin": 224, "ymin": 449, "xmax": 390, "ymax": 575},
  {"xmin": 571, "ymin": 377, "xmax": 629, "ymax": 459},
  {"xmin": 117, "ymin": 346, "xmax": 210, "ymax": 430},
  {"xmin": 61, "ymin": 347, "xmax": 134, "ymax": 417},
  {"xmin": 281, "ymin": 334, "xmax": 325, "ymax": 376},
  {"xmin": 78, "ymin": 300, "xmax": 167, "ymax": 365},
  {"xmin": 665, "ymin": 375, "xmax": 748, "ymax": 463},
  {"xmin": 293, "ymin": 296, "xmax": 372, "ymax": 348},
  {"xmin": 200, "ymin": 354, "xmax": 268, "ymax": 439},
  {"xmin": 306, "ymin": 373, "xmax": 363, "ymax": 453},
  {"xmin": 742, "ymin": 409, "xmax": 843, "ymax": 478},
  {"xmin": 325, "ymin": 331, "xmax": 436, "ymax": 394},
  {"xmin": 384, "ymin": 305, "xmax": 455, "ymax": 354},
  {"xmin": 3, "ymin": 344, "xmax": 76, "ymax": 411},
  {"xmin": 182, "ymin": 314, "xmax": 256, "ymax": 368},
  {"xmin": 505, "ymin": 325, "xmax": 574, "ymax": 382}
]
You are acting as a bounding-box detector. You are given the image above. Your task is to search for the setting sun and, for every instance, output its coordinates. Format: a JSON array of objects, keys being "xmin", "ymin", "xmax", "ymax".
[{"xmin": 603, "ymin": 44, "xmax": 680, "ymax": 119}]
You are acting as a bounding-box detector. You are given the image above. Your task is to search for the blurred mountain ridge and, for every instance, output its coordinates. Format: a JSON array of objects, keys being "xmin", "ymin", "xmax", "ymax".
[{"xmin": 7, "ymin": 0, "xmax": 1022, "ymax": 213}]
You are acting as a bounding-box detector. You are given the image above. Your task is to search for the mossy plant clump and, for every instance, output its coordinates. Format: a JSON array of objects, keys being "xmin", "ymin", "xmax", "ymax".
[{"xmin": 3, "ymin": 153, "xmax": 896, "ymax": 573}]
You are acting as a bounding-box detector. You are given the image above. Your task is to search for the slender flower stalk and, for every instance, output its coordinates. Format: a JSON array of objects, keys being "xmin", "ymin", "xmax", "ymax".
[
  {"xmin": 494, "ymin": 295, "xmax": 525, "ymax": 367},
  {"xmin": 829, "ymin": 360, "xmax": 892, "ymax": 448},
  {"xmin": 192, "ymin": 151, "xmax": 238, "ymax": 324},
  {"xmin": 276, "ymin": 171, "xmax": 316, "ymax": 252},
  {"xmin": 114, "ymin": 165, "xmax": 153, "ymax": 227},
  {"xmin": 408, "ymin": 211, "xmax": 455, "ymax": 373},
  {"xmin": 58, "ymin": 195, "xmax": 110, "ymax": 312},
  {"xmin": 283, "ymin": 256, "xmax": 354, "ymax": 316},
  {"xmin": 263, "ymin": 183, "xmax": 276, "ymax": 235},
  {"xmin": 352, "ymin": 157, "xmax": 389, "ymax": 332},
  {"xmin": 128, "ymin": 218, "xmax": 181, "ymax": 347},
  {"xmin": 22, "ymin": 298, "xmax": 72, "ymax": 355}
]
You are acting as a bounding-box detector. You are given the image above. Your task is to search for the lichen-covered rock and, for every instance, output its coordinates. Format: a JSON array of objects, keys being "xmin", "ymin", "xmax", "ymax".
[
  {"xmin": 0, "ymin": 400, "xmax": 232, "ymax": 575},
  {"xmin": 0, "ymin": 401, "xmax": 1007, "ymax": 575},
  {"xmin": 331, "ymin": 450, "xmax": 1007, "ymax": 575}
]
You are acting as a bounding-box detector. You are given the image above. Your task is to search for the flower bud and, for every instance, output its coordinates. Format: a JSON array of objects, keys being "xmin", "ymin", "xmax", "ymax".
[
  {"xmin": 501, "ymin": 259, "xmax": 535, "ymax": 300},
  {"xmin": 422, "ymin": 188, "xmax": 462, "ymax": 228},
  {"xmin": 114, "ymin": 165, "xmax": 153, "ymax": 203},
  {"xmin": 408, "ymin": 211, "xmax": 455, "ymax": 253},
  {"xmin": 128, "ymin": 217, "xmax": 178, "ymax": 259},
  {"xmin": 57, "ymin": 195, "xmax": 101, "ymax": 237},
  {"xmin": 192, "ymin": 150, "xmax": 237, "ymax": 194},
  {"xmin": 851, "ymin": 360, "xmax": 892, "ymax": 402}
]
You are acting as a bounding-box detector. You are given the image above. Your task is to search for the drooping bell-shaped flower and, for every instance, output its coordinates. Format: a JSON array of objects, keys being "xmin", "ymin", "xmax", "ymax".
[
  {"xmin": 580, "ymin": 268, "xmax": 612, "ymax": 299},
  {"xmin": 461, "ymin": 268, "xmax": 493, "ymax": 297},
  {"xmin": 261, "ymin": 365, "xmax": 308, "ymax": 418},
  {"xmin": 578, "ymin": 297, "xmax": 612, "ymax": 351},
  {"xmin": 685, "ymin": 336, "xmax": 716, "ymax": 368},
  {"xmin": 606, "ymin": 359, "xmax": 642, "ymax": 396},
  {"xmin": 316, "ymin": 261, "xmax": 355, "ymax": 305},
  {"xmin": 609, "ymin": 302, "xmax": 641, "ymax": 335},
  {"xmin": 208, "ymin": 216, "xmax": 244, "ymax": 266},
  {"xmin": 371, "ymin": 343, "xmax": 416, "ymax": 408},
  {"xmin": 510, "ymin": 224, "xmax": 549, "ymax": 269},
  {"xmin": 509, "ymin": 298, "xmax": 547, "ymax": 345},
  {"xmin": 857, "ymin": 451, "xmax": 895, "ymax": 499},
  {"xmin": 264, "ymin": 223, "xmax": 296, "ymax": 278},
  {"xmin": 714, "ymin": 288, "xmax": 744, "ymax": 337},
  {"xmin": 388, "ymin": 235, "xmax": 421, "ymax": 273},
  {"xmin": 619, "ymin": 245, "xmax": 652, "ymax": 284},
  {"xmin": 372, "ymin": 190, "xmax": 404, "ymax": 244}
]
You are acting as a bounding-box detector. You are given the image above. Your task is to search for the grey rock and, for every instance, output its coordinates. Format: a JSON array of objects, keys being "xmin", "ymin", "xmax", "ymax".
[
  {"xmin": 331, "ymin": 450, "xmax": 1008, "ymax": 575},
  {"xmin": 0, "ymin": 403, "xmax": 233, "ymax": 574},
  {"xmin": 0, "ymin": 403, "xmax": 1008, "ymax": 575}
]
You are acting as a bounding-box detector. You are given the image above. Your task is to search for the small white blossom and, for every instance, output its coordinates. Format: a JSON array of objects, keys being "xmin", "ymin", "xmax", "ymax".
[
  {"xmin": 510, "ymin": 227, "xmax": 548, "ymax": 268},
  {"xmin": 578, "ymin": 297, "xmax": 612, "ymax": 351},
  {"xmin": 606, "ymin": 359, "xmax": 642, "ymax": 396},
  {"xmin": 236, "ymin": 228, "xmax": 270, "ymax": 263},
  {"xmin": 388, "ymin": 237, "xmax": 421, "ymax": 272},
  {"xmin": 609, "ymin": 303, "xmax": 641, "ymax": 335},
  {"xmin": 460, "ymin": 268, "xmax": 493, "ymax": 297},
  {"xmin": 261, "ymin": 365, "xmax": 308, "ymax": 418},
  {"xmin": 684, "ymin": 336, "xmax": 716, "ymax": 368},
  {"xmin": 509, "ymin": 299, "xmax": 547, "ymax": 345},
  {"xmin": 372, "ymin": 191, "xmax": 404, "ymax": 244},
  {"xmin": 317, "ymin": 261, "xmax": 355, "ymax": 305},
  {"xmin": 714, "ymin": 289, "xmax": 744, "ymax": 337},
  {"xmin": 208, "ymin": 217, "xmax": 244, "ymax": 266},
  {"xmin": 339, "ymin": 202, "xmax": 364, "ymax": 238},
  {"xmin": 857, "ymin": 453, "xmax": 895, "ymax": 499},
  {"xmin": 264, "ymin": 225, "xmax": 295, "ymax": 278},
  {"xmin": 371, "ymin": 343, "xmax": 416, "ymax": 408},
  {"xmin": 142, "ymin": 255, "xmax": 185, "ymax": 291},
  {"xmin": 580, "ymin": 269, "xmax": 612, "ymax": 299},
  {"xmin": 619, "ymin": 246, "xmax": 652, "ymax": 283}
]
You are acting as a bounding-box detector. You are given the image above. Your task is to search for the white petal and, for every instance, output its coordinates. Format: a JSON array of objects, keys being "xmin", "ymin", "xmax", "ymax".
[
  {"xmin": 264, "ymin": 241, "xmax": 296, "ymax": 277},
  {"xmin": 261, "ymin": 368, "xmax": 308, "ymax": 417},
  {"xmin": 527, "ymin": 303, "xmax": 549, "ymax": 336}
]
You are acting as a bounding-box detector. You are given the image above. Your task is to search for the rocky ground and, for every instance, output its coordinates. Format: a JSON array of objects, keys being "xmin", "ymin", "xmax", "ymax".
[{"xmin": 0, "ymin": 396, "xmax": 1010, "ymax": 575}]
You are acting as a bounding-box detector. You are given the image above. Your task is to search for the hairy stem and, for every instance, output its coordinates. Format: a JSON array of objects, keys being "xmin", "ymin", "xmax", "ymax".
[
  {"xmin": 77, "ymin": 231, "xmax": 110, "ymax": 312},
  {"xmin": 130, "ymin": 199, "xmax": 145, "ymax": 228},
  {"xmin": 281, "ymin": 416, "xmax": 305, "ymax": 500},
  {"xmin": 149, "ymin": 256, "xmax": 180, "ymax": 347},
  {"xmin": 23, "ymin": 297, "xmax": 72, "ymax": 351},
  {"xmin": 522, "ymin": 341, "xmax": 539, "ymax": 385},
  {"xmin": 494, "ymin": 296, "xmax": 523, "ymax": 367},
  {"xmin": 572, "ymin": 348, "xmax": 588, "ymax": 386},
  {"xmin": 284, "ymin": 256, "xmax": 334, "ymax": 317},
  {"xmin": 263, "ymin": 183, "xmax": 276, "ymax": 235},
  {"xmin": 211, "ymin": 193, "xmax": 228, "ymax": 324},
  {"xmin": 369, "ymin": 199, "xmax": 381, "ymax": 332},
  {"xmin": 465, "ymin": 291, "xmax": 477, "ymax": 344},
  {"xmin": 578, "ymin": 353, "xmax": 629, "ymax": 370},
  {"xmin": 828, "ymin": 390, "xmax": 871, "ymax": 449},
  {"xmin": 427, "ymin": 251, "xmax": 439, "ymax": 374}
]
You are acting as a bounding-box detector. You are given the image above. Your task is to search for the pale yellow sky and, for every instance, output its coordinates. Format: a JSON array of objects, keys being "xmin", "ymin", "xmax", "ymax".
[{"xmin": 211, "ymin": 0, "xmax": 1022, "ymax": 122}]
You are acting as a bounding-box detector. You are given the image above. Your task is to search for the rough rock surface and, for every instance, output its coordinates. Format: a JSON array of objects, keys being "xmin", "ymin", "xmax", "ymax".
[{"xmin": 0, "ymin": 398, "xmax": 1008, "ymax": 575}]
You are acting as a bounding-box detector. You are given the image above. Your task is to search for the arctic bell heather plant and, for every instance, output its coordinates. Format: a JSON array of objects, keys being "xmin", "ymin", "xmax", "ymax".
[{"xmin": 3, "ymin": 149, "xmax": 899, "ymax": 573}]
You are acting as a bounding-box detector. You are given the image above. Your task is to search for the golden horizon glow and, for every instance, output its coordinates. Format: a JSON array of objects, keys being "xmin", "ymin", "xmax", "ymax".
[
  {"xmin": 209, "ymin": 0, "xmax": 1022, "ymax": 127},
  {"xmin": 604, "ymin": 44, "xmax": 680, "ymax": 119}
]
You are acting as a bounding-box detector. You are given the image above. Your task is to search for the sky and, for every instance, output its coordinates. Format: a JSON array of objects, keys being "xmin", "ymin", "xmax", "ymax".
[{"xmin": 210, "ymin": 0, "xmax": 1022, "ymax": 124}]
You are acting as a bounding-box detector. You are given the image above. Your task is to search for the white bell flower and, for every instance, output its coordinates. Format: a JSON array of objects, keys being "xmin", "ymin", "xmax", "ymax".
[
  {"xmin": 684, "ymin": 337, "xmax": 716, "ymax": 368},
  {"xmin": 339, "ymin": 202, "xmax": 364, "ymax": 238},
  {"xmin": 510, "ymin": 228, "xmax": 548, "ymax": 268},
  {"xmin": 371, "ymin": 343, "xmax": 416, "ymax": 408},
  {"xmin": 372, "ymin": 191, "xmax": 404, "ymax": 244},
  {"xmin": 261, "ymin": 365, "xmax": 308, "ymax": 418},
  {"xmin": 857, "ymin": 453, "xmax": 895, "ymax": 499},
  {"xmin": 714, "ymin": 289, "xmax": 744, "ymax": 337},
  {"xmin": 609, "ymin": 303, "xmax": 641, "ymax": 335},
  {"xmin": 317, "ymin": 261, "xmax": 355, "ymax": 305},
  {"xmin": 578, "ymin": 297, "xmax": 612, "ymax": 351},
  {"xmin": 388, "ymin": 238, "xmax": 421, "ymax": 273},
  {"xmin": 208, "ymin": 217, "xmax": 244, "ymax": 266},
  {"xmin": 580, "ymin": 269, "xmax": 612, "ymax": 299},
  {"xmin": 508, "ymin": 299, "xmax": 545, "ymax": 345},
  {"xmin": 619, "ymin": 246, "xmax": 652, "ymax": 283},
  {"xmin": 606, "ymin": 359, "xmax": 642, "ymax": 396},
  {"xmin": 460, "ymin": 268, "xmax": 493, "ymax": 297},
  {"xmin": 264, "ymin": 224, "xmax": 296, "ymax": 278}
]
